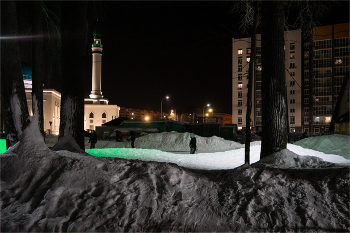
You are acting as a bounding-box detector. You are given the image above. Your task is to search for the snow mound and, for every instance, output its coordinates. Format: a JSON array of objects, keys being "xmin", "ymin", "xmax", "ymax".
[
  {"xmin": 295, "ymin": 134, "xmax": 350, "ymax": 159},
  {"xmin": 135, "ymin": 131, "xmax": 244, "ymax": 152},
  {"xmin": 254, "ymin": 149, "xmax": 334, "ymax": 169},
  {"xmin": 1, "ymin": 151, "xmax": 349, "ymax": 232}
]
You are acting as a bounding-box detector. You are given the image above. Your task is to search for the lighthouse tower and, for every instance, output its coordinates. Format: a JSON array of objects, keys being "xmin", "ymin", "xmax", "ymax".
[{"xmin": 89, "ymin": 20, "xmax": 104, "ymax": 101}]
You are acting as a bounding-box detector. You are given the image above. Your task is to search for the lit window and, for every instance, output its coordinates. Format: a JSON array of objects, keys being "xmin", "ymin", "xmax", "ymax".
[
  {"xmin": 238, "ymin": 49, "xmax": 243, "ymax": 55},
  {"xmin": 247, "ymin": 48, "xmax": 251, "ymax": 54},
  {"xmin": 247, "ymin": 57, "xmax": 250, "ymax": 62},
  {"xmin": 238, "ymin": 83, "xmax": 243, "ymax": 89},
  {"xmin": 96, "ymin": 41, "xmax": 99, "ymax": 44},
  {"xmin": 290, "ymin": 52, "xmax": 295, "ymax": 59},
  {"xmin": 325, "ymin": 117, "xmax": 331, "ymax": 123}
]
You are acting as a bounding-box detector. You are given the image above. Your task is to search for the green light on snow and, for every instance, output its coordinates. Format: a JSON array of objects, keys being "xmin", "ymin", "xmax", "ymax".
[
  {"xmin": 85, "ymin": 148, "xmax": 160, "ymax": 161},
  {"xmin": 0, "ymin": 139, "xmax": 6, "ymax": 153},
  {"xmin": 96, "ymin": 41, "xmax": 99, "ymax": 44}
]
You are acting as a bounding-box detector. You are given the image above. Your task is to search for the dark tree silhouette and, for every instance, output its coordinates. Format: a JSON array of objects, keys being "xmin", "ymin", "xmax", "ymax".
[
  {"xmin": 1, "ymin": 1, "xmax": 30, "ymax": 147},
  {"xmin": 32, "ymin": 1, "xmax": 45, "ymax": 137},
  {"xmin": 260, "ymin": 1, "xmax": 288, "ymax": 158},
  {"xmin": 53, "ymin": 2, "xmax": 88, "ymax": 152}
]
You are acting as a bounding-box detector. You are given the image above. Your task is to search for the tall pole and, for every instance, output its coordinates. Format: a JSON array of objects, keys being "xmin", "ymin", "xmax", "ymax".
[
  {"xmin": 203, "ymin": 104, "xmax": 210, "ymax": 123},
  {"xmin": 161, "ymin": 96, "xmax": 169, "ymax": 120}
]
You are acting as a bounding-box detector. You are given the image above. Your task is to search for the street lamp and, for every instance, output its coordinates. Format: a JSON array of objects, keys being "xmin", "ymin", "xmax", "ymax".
[
  {"xmin": 203, "ymin": 104, "xmax": 210, "ymax": 123},
  {"xmin": 161, "ymin": 96, "xmax": 169, "ymax": 120}
]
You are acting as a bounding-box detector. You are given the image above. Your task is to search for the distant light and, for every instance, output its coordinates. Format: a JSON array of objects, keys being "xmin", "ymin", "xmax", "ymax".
[
  {"xmin": 55, "ymin": 132, "xmax": 58, "ymax": 135},
  {"xmin": 166, "ymin": 96, "xmax": 169, "ymax": 99},
  {"xmin": 207, "ymin": 104, "xmax": 210, "ymax": 107},
  {"xmin": 205, "ymin": 113, "xmax": 209, "ymax": 116},
  {"xmin": 209, "ymin": 109, "xmax": 213, "ymax": 112},
  {"xmin": 145, "ymin": 116, "xmax": 149, "ymax": 121}
]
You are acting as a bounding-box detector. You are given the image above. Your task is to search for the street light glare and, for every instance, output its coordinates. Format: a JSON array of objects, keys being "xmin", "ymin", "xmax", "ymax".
[
  {"xmin": 207, "ymin": 104, "xmax": 210, "ymax": 107},
  {"xmin": 166, "ymin": 96, "xmax": 169, "ymax": 99}
]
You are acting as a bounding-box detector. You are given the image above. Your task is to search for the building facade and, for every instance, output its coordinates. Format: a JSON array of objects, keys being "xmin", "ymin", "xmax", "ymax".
[
  {"xmin": 232, "ymin": 23, "xmax": 349, "ymax": 134},
  {"xmin": 303, "ymin": 23, "xmax": 349, "ymax": 134},
  {"xmin": 232, "ymin": 30, "xmax": 303, "ymax": 132}
]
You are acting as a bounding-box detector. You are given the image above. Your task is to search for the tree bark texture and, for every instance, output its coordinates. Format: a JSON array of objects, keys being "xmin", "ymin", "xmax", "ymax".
[
  {"xmin": 245, "ymin": 1, "xmax": 258, "ymax": 165},
  {"xmin": 1, "ymin": 1, "xmax": 30, "ymax": 147},
  {"xmin": 32, "ymin": 1, "xmax": 45, "ymax": 137},
  {"xmin": 57, "ymin": 2, "xmax": 88, "ymax": 151},
  {"xmin": 260, "ymin": 1, "xmax": 288, "ymax": 158}
]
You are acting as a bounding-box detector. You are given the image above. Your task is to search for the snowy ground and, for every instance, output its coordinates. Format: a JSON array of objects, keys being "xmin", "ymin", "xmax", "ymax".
[{"xmin": 1, "ymin": 127, "xmax": 349, "ymax": 231}]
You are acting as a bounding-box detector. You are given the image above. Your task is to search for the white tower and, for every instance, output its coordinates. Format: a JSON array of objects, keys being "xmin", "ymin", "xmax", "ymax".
[{"xmin": 89, "ymin": 20, "xmax": 104, "ymax": 100}]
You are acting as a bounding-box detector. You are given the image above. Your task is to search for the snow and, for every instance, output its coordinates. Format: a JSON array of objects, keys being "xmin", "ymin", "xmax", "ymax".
[
  {"xmin": 1, "ymin": 120, "xmax": 349, "ymax": 231},
  {"xmin": 294, "ymin": 134, "xmax": 350, "ymax": 159}
]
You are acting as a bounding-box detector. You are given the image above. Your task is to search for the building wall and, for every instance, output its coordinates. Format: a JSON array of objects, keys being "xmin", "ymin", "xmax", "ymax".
[
  {"xmin": 232, "ymin": 30, "xmax": 302, "ymax": 132},
  {"xmin": 25, "ymin": 89, "xmax": 120, "ymax": 134},
  {"xmin": 25, "ymin": 89, "xmax": 61, "ymax": 134},
  {"xmin": 84, "ymin": 104, "xmax": 119, "ymax": 131},
  {"xmin": 305, "ymin": 22, "xmax": 350, "ymax": 134}
]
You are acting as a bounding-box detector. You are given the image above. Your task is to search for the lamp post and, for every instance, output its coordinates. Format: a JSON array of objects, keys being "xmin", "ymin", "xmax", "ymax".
[
  {"xmin": 203, "ymin": 104, "xmax": 210, "ymax": 123},
  {"xmin": 161, "ymin": 96, "xmax": 169, "ymax": 120}
]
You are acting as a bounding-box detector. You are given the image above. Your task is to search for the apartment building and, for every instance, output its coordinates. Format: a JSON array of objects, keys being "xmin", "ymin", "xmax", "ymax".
[
  {"xmin": 303, "ymin": 23, "xmax": 350, "ymax": 134},
  {"xmin": 232, "ymin": 30, "xmax": 303, "ymax": 132}
]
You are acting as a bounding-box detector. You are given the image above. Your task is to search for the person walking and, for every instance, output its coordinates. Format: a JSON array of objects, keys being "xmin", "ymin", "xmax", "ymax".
[
  {"xmin": 130, "ymin": 131, "xmax": 136, "ymax": 148},
  {"xmin": 89, "ymin": 130, "xmax": 98, "ymax": 149},
  {"xmin": 189, "ymin": 133, "xmax": 197, "ymax": 154}
]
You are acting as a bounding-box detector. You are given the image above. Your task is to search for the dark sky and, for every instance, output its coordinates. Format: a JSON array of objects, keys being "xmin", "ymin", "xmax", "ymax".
[
  {"xmin": 83, "ymin": 1, "xmax": 349, "ymax": 115},
  {"xmin": 85, "ymin": 1, "xmax": 238, "ymax": 114}
]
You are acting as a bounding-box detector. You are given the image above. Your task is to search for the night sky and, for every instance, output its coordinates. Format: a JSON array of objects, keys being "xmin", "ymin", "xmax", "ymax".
[{"xmin": 82, "ymin": 1, "xmax": 349, "ymax": 115}]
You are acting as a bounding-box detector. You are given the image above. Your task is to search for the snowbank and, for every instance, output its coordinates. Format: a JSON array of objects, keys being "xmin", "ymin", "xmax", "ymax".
[
  {"xmin": 1, "ymin": 122, "xmax": 349, "ymax": 231},
  {"xmin": 294, "ymin": 134, "xmax": 350, "ymax": 159},
  {"xmin": 135, "ymin": 131, "xmax": 245, "ymax": 152}
]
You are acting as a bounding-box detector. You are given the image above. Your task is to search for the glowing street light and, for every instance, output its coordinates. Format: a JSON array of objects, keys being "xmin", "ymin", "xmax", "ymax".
[
  {"xmin": 203, "ymin": 104, "xmax": 210, "ymax": 123},
  {"xmin": 145, "ymin": 116, "xmax": 149, "ymax": 121},
  {"xmin": 161, "ymin": 96, "xmax": 169, "ymax": 120}
]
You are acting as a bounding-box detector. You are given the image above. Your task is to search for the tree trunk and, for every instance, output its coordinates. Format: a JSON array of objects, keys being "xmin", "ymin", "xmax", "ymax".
[
  {"xmin": 1, "ymin": 1, "xmax": 30, "ymax": 147},
  {"xmin": 245, "ymin": 1, "xmax": 258, "ymax": 165},
  {"xmin": 32, "ymin": 1, "xmax": 45, "ymax": 137},
  {"xmin": 260, "ymin": 1, "xmax": 288, "ymax": 158},
  {"xmin": 53, "ymin": 2, "xmax": 87, "ymax": 152}
]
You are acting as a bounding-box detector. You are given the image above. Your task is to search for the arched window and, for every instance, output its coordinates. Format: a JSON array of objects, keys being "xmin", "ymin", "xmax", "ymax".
[
  {"xmin": 102, "ymin": 112, "xmax": 106, "ymax": 118},
  {"xmin": 89, "ymin": 112, "xmax": 94, "ymax": 118}
]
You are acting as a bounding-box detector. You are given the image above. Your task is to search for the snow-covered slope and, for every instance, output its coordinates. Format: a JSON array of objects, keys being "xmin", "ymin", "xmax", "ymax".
[
  {"xmin": 135, "ymin": 131, "xmax": 246, "ymax": 152},
  {"xmin": 2, "ymin": 125, "xmax": 349, "ymax": 231},
  {"xmin": 294, "ymin": 134, "xmax": 350, "ymax": 159},
  {"xmin": 1, "ymin": 149, "xmax": 349, "ymax": 232}
]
